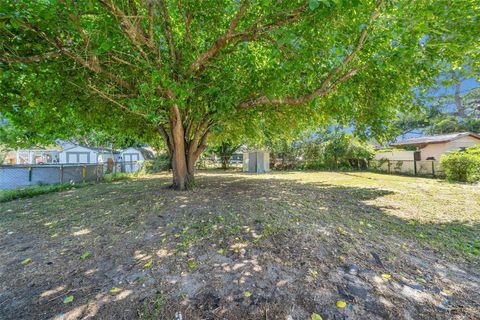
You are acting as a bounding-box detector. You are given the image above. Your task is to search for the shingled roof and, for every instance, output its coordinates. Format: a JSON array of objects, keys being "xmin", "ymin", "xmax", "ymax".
[{"xmin": 392, "ymin": 132, "xmax": 480, "ymax": 147}]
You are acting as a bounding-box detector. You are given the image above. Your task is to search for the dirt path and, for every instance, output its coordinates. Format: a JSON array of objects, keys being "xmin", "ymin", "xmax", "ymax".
[{"xmin": 0, "ymin": 171, "xmax": 479, "ymax": 319}]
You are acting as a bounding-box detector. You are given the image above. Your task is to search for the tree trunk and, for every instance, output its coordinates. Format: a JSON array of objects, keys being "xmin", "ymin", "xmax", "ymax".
[
  {"xmin": 221, "ymin": 156, "xmax": 228, "ymax": 169},
  {"xmin": 454, "ymin": 80, "xmax": 464, "ymax": 117},
  {"xmin": 171, "ymin": 130, "xmax": 192, "ymax": 190},
  {"xmin": 166, "ymin": 105, "xmax": 210, "ymax": 190}
]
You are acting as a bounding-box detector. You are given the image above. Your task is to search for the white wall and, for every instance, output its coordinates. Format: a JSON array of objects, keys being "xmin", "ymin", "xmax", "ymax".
[
  {"xmin": 374, "ymin": 150, "xmax": 415, "ymax": 161},
  {"xmin": 97, "ymin": 152, "xmax": 115, "ymax": 163},
  {"xmin": 420, "ymin": 136, "xmax": 480, "ymax": 160},
  {"xmin": 59, "ymin": 146, "xmax": 98, "ymax": 164},
  {"xmin": 445, "ymin": 136, "xmax": 479, "ymax": 153}
]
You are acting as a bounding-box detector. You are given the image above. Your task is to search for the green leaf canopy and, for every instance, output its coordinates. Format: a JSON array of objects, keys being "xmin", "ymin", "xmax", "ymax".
[{"xmin": 0, "ymin": 0, "xmax": 479, "ymax": 151}]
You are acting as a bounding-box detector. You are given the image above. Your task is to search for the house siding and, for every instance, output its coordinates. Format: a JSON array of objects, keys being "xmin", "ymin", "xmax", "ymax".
[
  {"xmin": 59, "ymin": 146, "xmax": 97, "ymax": 164},
  {"xmin": 444, "ymin": 136, "xmax": 479, "ymax": 152},
  {"xmin": 419, "ymin": 143, "xmax": 446, "ymax": 160},
  {"xmin": 419, "ymin": 136, "xmax": 480, "ymax": 160}
]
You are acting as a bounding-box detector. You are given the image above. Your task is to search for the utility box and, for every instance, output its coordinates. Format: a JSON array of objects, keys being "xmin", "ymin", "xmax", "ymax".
[{"xmin": 243, "ymin": 150, "xmax": 270, "ymax": 173}]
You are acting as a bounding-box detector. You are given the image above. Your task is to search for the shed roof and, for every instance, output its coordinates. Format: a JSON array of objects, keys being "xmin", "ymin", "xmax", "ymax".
[
  {"xmin": 121, "ymin": 147, "xmax": 156, "ymax": 160},
  {"xmin": 62, "ymin": 145, "xmax": 113, "ymax": 153},
  {"xmin": 392, "ymin": 132, "xmax": 480, "ymax": 147}
]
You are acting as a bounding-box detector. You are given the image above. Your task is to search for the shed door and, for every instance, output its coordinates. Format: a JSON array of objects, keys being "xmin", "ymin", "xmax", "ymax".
[
  {"xmin": 67, "ymin": 153, "xmax": 77, "ymax": 164},
  {"xmin": 66, "ymin": 152, "xmax": 90, "ymax": 164},
  {"xmin": 78, "ymin": 153, "xmax": 89, "ymax": 163},
  {"xmin": 123, "ymin": 153, "xmax": 140, "ymax": 172},
  {"xmin": 248, "ymin": 152, "xmax": 257, "ymax": 173}
]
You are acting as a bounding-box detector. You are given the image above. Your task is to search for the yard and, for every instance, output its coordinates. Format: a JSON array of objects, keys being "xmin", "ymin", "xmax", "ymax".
[{"xmin": 0, "ymin": 171, "xmax": 479, "ymax": 319}]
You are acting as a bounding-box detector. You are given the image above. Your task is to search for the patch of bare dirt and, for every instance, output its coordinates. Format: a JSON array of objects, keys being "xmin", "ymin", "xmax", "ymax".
[{"xmin": 0, "ymin": 172, "xmax": 479, "ymax": 319}]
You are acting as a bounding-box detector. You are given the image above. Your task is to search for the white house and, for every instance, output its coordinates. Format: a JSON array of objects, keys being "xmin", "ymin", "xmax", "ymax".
[
  {"xmin": 391, "ymin": 132, "xmax": 480, "ymax": 160},
  {"xmin": 59, "ymin": 145, "xmax": 115, "ymax": 164},
  {"xmin": 374, "ymin": 150, "xmax": 416, "ymax": 161}
]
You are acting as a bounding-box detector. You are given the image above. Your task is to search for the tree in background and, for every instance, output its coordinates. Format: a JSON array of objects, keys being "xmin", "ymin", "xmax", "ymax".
[
  {"xmin": 265, "ymin": 128, "xmax": 373, "ymax": 170},
  {"xmin": 312, "ymin": 132, "xmax": 373, "ymax": 169},
  {"xmin": 391, "ymin": 71, "xmax": 480, "ymax": 139},
  {"xmin": 208, "ymin": 141, "xmax": 242, "ymax": 169},
  {"xmin": 2, "ymin": 1, "xmax": 479, "ymax": 189}
]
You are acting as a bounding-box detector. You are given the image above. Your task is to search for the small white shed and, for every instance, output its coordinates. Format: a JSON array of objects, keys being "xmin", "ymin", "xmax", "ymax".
[
  {"xmin": 120, "ymin": 147, "xmax": 145, "ymax": 172},
  {"xmin": 59, "ymin": 145, "xmax": 98, "ymax": 164},
  {"xmin": 243, "ymin": 150, "xmax": 270, "ymax": 173},
  {"xmin": 59, "ymin": 146, "xmax": 115, "ymax": 164}
]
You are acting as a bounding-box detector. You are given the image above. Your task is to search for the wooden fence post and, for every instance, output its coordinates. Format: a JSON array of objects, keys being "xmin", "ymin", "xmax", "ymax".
[
  {"xmin": 387, "ymin": 160, "xmax": 391, "ymax": 173},
  {"xmin": 60, "ymin": 165, "xmax": 64, "ymax": 183},
  {"xmin": 28, "ymin": 166, "xmax": 32, "ymax": 182},
  {"xmin": 432, "ymin": 161, "xmax": 435, "ymax": 177},
  {"xmin": 414, "ymin": 160, "xmax": 417, "ymax": 176},
  {"xmin": 82, "ymin": 165, "xmax": 86, "ymax": 183}
]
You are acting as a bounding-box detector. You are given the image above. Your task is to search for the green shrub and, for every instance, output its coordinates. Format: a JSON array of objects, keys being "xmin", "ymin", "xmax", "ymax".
[
  {"xmin": 145, "ymin": 154, "xmax": 171, "ymax": 173},
  {"xmin": 0, "ymin": 182, "xmax": 87, "ymax": 203},
  {"xmin": 440, "ymin": 145, "xmax": 480, "ymax": 183},
  {"xmin": 103, "ymin": 172, "xmax": 131, "ymax": 182}
]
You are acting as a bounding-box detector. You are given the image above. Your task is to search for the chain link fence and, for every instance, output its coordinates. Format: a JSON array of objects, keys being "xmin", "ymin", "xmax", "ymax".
[{"xmin": 0, "ymin": 161, "xmax": 147, "ymax": 190}]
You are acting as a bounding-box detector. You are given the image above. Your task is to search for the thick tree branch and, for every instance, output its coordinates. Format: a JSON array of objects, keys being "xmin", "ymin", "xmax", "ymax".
[
  {"xmin": 158, "ymin": 0, "xmax": 178, "ymax": 67},
  {"xmin": 21, "ymin": 21, "xmax": 134, "ymax": 91},
  {"xmin": 187, "ymin": 3, "xmax": 309, "ymax": 77},
  {"xmin": 187, "ymin": 0, "xmax": 250, "ymax": 75},
  {"xmin": 237, "ymin": 0, "xmax": 383, "ymax": 109},
  {"xmin": 187, "ymin": 118, "xmax": 209, "ymax": 158},
  {"xmin": 158, "ymin": 123, "xmax": 174, "ymax": 154},
  {"xmin": 194, "ymin": 124, "xmax": 213, "ymax": 160},
  {"xmin": 87, "ymin": 83, "xmax": 149, "ymax": 120},
  {"xmin": 147, "ymin": 0, "xmax": 155, "ymax": 47},
  {"xmin": 99, "ymin": 0, "xmax": 153, "ymax": 63}
]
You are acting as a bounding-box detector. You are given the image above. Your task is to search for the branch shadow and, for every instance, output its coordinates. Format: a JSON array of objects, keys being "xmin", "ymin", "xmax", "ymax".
[{"xmin": 0, "ymin": 171, "xmax": 479, "ymax": 319}]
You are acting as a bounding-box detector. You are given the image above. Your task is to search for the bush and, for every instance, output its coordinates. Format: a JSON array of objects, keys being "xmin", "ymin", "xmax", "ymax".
[
  {"xmin": 103, "ymin": 172, "xmax": 131, "ymax": 182},
  {"xmin": 0, "ymin": 182, "xmax": 87, "ymax": 203},
  {"xmin": 440, "ymin": 145, "xmax": 480, "ymax": 183},
  {"xmin": 145, "ymin": 154, "xmax": 171, "ymax": 173}
]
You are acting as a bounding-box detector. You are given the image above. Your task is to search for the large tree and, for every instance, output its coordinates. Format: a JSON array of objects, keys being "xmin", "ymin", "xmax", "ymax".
[{"xmin": 1, "ymin": 0, "xmax": 479, "ymax": 189}]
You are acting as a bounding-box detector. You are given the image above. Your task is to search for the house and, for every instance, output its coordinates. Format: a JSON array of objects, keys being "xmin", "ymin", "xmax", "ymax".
[
  {"xmin": 391, "ymin": 132, "xmax": 480, "ymax": 160},
  {"xmin": 58, "ymin": 145, "xmax": 116, "ymax": 164},
  {"xmin": 3, "ymin": 142, "xmax": 156, "ymax": 169}
]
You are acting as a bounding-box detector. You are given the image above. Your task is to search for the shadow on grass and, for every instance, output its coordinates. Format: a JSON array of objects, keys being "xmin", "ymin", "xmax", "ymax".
[{"xmin": 0, "ymin": 172, "xmax": 479, "ymax": 319}]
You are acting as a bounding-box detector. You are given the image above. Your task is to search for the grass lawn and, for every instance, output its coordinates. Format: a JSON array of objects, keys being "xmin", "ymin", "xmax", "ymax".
[{"xmin": 0, "ymin": 171, "xmax": 479, "ymax": 319}]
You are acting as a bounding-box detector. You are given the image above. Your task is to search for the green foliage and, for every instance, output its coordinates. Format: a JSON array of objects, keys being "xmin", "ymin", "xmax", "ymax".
[
  {"xmin": 145, "ymin": 154, "xmax": 171, "ymax": 173},
  {"xmin": 0, "ymin": 182, "xmax": 88, "ymax": 203},
  {"xmin": 208, "ymin": 141, "xmax": 242, "ymax": 169},
  {"xmin": 103, "ymin": 172, "xmax": 131, "ymax": 182},
  {"xmin": 269, "ymin": 130, "xmax": 374, "ymax": 170},
  {"xmin": 440, "ymin": 145, "xmax": 480, "ymax": 183},
  {"xmin": 312, "ymin": 133, "xmax": 374, "ymax": 169},
  {"xmin": 1, "ymin": 0, "xmax": 479, "ymax": 150},
  {"xmin": 0, "ymin": 144, "xmax": 9, "ymax": 164},
  {"xmin": 425, "ymin": 116, "xmax": 480, "ymax": 135},
  {"xmin": 388, "ymin": 71, "xmax": 480, "ymax": 139}
]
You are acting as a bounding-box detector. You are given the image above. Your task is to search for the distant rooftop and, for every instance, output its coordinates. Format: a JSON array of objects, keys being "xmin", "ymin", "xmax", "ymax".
[{"xmin": 392, "ymin": 132, "xmax": 480, "ymax": 146}]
